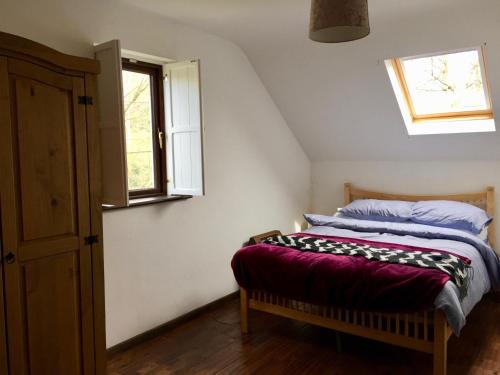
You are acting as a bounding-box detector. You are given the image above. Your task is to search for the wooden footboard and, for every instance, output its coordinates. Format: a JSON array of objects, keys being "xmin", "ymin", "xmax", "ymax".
[{"xmin": 240, "ymin": 288, "xmax": 451, "ymax": 375}]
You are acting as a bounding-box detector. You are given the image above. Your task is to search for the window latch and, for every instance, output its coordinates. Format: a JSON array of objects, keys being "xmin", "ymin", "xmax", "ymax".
[{"xmin": 158, "ymin": 129, "xmax": 164, "ymax": 149}]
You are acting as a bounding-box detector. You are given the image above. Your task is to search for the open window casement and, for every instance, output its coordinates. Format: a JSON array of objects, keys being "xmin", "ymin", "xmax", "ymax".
[
  {"xmin": 94, "ymin": 39, "xmax": 204, "ymax": 206},
  {"xmin": 94, "ymin": 40, "xmax": 129, "ymax": 207},
  {"xmin": 163, "ymin": 60, "xmax": 205, "ymax": 196}
]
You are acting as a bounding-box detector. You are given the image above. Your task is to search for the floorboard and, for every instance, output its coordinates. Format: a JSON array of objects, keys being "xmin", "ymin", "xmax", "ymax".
[{"xmin": 108, "ymin": 294, "xmax": 500, "ymax": 374}]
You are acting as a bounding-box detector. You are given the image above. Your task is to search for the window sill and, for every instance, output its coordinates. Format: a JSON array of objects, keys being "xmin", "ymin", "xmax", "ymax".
[
  {"xmin": 406, "ymin": 118, "xmax": 496, "ymax": 135},
  {"xmin": 103, "ymin": 195, "xmax": 192, "ymax": 211}
]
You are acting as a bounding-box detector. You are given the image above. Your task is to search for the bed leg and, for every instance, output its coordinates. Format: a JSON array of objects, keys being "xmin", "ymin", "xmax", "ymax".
[
  {"xmin": 335, "ymin": 331, "xmax": 343, "ymax": 353},
  {"xmin": 433, "ymin": 310, "xmax": 447, "ymax": 375},
  {"xmin": 240, "ymin": 288, "xmax": 249, "ymax": 334}
]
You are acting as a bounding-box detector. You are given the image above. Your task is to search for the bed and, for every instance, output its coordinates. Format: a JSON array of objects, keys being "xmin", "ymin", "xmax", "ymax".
[{"xmin": 232, "ymin": 183, "xmax": 499, "ymax": 375}]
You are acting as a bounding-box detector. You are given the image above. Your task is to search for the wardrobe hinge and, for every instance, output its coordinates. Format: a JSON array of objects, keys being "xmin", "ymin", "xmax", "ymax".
[
  {"xmin": 78, "ymin": 96, "xmax": 94, "ymax": 105},
  {"xmin": 84, "ymin": 234, "xmax": 99, "ymax": 246}
]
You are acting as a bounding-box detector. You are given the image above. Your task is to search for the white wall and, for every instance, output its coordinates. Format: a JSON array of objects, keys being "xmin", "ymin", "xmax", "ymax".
[
  {"xmin": 0, "ymin": 0, "xmax": 310, "ymax": 347},
  {"xmin": 312, "ymin": 161, "xmax": 500, "ymax": 254}
]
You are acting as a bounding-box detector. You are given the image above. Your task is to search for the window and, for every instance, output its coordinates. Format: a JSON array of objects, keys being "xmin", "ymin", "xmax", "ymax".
[
  {"xmin": 385, "ymin": 46, "xmax": 495, "ymax": 135},
  {"xmin": 122, "ymin": 60, "xmax": 166, "ymax": 198},
  {"xmin": 94, "ymin": 40, "xmax": 205, "ymax": 207}
]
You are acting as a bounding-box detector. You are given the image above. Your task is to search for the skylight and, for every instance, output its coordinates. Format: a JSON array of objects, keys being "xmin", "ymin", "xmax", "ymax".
[{"xmin": 385, "ymin": 46, "xmax": 495, "ymax": 135}]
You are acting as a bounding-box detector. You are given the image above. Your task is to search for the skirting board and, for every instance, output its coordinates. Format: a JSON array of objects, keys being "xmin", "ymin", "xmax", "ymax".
[{"xmin": 107, "ymin": 290, "xmax": 239, "ymax": 356}]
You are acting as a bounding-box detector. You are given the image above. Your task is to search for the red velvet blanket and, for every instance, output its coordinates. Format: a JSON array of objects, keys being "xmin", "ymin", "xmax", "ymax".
[{"xmin": 231, "ymin": 233, "xmax": 456, "ymax": 311}]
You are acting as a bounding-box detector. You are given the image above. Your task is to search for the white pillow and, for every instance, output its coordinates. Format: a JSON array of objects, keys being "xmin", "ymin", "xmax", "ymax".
[{"xmin": 337, "ymin": 206, "xmax": 490, "ymax": 242}]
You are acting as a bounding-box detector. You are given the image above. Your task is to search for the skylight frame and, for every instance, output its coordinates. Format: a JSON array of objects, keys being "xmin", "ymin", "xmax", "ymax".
[
  {"xmin": 390, "ymin": 46, "xmax": 493, "ymax": 122},
  {"xmin": 385, "ymin": 46, "xmax": 496, "ymax": 135}
]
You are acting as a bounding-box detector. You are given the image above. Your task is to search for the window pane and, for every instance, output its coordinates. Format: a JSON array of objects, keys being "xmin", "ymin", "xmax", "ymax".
[
  {"xmin": 122, "ymin": 70, "xmax": 156, "ymax": 191},
  {"xmin": 401, "ymin": 50, "xmax": 488, "ymax": 115}
]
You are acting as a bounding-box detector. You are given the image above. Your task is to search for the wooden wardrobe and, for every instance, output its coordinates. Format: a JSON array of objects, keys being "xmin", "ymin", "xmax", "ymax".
[{"xmin": 0, "ymin": 32, "xmax": 106, "ymax": 374}]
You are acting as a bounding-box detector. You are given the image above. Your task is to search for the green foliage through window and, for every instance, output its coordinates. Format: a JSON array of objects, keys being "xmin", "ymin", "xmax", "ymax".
[
  {"xmin": 400, "ymin": 49, "xmax": 488, "ymax": 115},
  {"xmin": 122, "ymin": 69, "xmax": 155, "ymax": 191}
]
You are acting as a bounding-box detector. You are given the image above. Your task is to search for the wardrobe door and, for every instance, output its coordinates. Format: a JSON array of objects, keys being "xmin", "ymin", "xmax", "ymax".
[
  {"xmin": 0, "ymin": 57, "xmax": 95, "ymax": 375},
  {"xmin": 0, "ymin": 206, "xmax": 7, "ymax": 375}
]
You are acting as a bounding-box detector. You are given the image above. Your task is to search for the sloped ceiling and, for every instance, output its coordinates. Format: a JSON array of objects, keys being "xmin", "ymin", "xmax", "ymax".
[{"xmin": 120, "ymin": 0, "xmax": 500, "ymax": 161}]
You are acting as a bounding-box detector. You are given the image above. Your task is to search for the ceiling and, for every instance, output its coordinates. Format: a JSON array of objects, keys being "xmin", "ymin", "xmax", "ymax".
[
  {"xmin": 120, "ymin": 0, "xmax": 500, "ymax": 161},
  {"xmin": 117, "ymin": 0, "xmax": 456, "ymax": 47}
]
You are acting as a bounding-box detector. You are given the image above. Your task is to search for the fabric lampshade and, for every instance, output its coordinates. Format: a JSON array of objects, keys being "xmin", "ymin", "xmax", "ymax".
[{"xmin": 309, "ymin": 0, "xmax": 370, "ymax": 43}]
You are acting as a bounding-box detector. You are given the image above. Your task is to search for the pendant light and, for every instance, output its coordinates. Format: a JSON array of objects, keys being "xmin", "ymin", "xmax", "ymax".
[{"xmin": 309, "ymin": 0, "xmax": 370, "ymax": 43}]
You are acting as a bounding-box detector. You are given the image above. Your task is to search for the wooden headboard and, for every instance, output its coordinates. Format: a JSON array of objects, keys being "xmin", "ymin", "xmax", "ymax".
[{"xmin": 344, "ymin": 183, "xmax": 496, "ymax": 250}]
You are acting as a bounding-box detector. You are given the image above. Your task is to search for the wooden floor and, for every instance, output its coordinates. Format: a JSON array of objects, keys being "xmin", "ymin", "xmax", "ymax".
[{"xmin": 108, "ymin": 294, "xmax": 500, "ymax": 375}]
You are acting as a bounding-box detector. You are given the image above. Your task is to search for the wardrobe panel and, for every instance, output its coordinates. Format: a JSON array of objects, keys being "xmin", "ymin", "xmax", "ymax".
[
  {"xmin": 14, "ymin": 77, "xmax": 77, "ymax": 241},
  {"xmin": 24, "ymin": 252, "xmax": 82, "ymax": 375}
]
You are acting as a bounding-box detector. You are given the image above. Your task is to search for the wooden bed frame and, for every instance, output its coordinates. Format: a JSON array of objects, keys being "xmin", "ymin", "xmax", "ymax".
[{"xmin": 240, "ymin": 183, "xmax": 495, "ymax": 375}]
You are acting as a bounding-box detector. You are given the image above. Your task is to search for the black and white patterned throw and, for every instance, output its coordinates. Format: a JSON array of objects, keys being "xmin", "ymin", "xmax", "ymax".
[{"xmin": 262, "ymin": 235, "xmax": 472, "ymax": 300}]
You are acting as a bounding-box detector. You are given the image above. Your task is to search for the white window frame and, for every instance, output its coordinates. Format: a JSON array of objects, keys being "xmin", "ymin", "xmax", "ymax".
[{"xmin": 94, "ymin": 41, "xmax": 205, "ymax": 207}]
